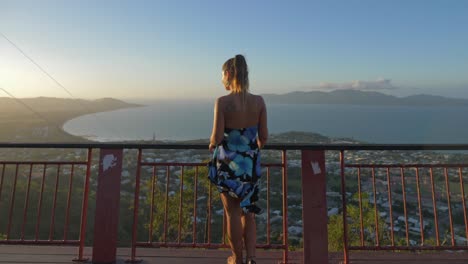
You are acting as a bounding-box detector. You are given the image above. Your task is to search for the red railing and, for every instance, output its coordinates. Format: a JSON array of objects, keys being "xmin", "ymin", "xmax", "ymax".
[
  {"xmin": 128, "ymin": 148, "xmax": 289, "ymax": 263},
  {"xmin": 340, "ymin": 148, "xmax": 468, "ymax": 264},
  {"xmin": 0, "ymin": 147, "xmax": 93, "ymax": 262},
  {"xmin": 1, "ymin": 143, "xmax": 468, "ymax": 264}
]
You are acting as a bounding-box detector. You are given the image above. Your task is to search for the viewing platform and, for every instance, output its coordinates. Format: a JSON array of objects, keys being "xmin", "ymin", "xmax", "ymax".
[{"xmin": 1, "ymin": 143, "xmax": 468, "ymax": 264}]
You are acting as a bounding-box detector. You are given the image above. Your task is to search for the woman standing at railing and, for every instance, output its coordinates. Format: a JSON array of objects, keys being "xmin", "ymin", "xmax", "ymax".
[{"xmin": 209, "ymin": 54, "xmax": 268, "ymax": 264}]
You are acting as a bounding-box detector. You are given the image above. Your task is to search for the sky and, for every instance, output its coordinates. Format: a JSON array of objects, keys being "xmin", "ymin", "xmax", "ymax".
[{"xmin": 1, "ymin": 0, "xmax": 468, "ymax": 100}]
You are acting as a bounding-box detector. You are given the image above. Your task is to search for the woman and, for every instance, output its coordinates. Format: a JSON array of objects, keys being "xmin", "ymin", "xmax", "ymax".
[{"xmin": 209, "ymin": 54, "xmax": 268, "ymax": 264}]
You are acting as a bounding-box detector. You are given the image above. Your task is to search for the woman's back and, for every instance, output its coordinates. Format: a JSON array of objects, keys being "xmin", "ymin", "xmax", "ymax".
[
  {"xmin": 211, "ymin": 92, "xmax": 268, "ymax": 148},
  {"xmin": 223, "ymin": 93, "xmax": 262, "ymax": 128}
]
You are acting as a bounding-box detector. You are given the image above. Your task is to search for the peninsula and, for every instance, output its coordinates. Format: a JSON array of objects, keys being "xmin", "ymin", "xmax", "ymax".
[{"xmin": 0, "ymin": 97, "xmax": 141, "ymax": 142}]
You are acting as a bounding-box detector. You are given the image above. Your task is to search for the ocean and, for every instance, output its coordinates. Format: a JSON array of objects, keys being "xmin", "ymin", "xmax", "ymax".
[{"xmin": 63, "ymin": 100, "xmax": 468, "ymax": 144}]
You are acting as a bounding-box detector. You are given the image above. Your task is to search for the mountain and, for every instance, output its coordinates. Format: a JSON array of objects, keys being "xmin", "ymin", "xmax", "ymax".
[
  {"xmin": 0, "ymin": 97, "xmax": 141, "ymax": 142},
  {"xmin": 261, "ymin": 90, "xmax": 468, "ymax": 106},
  {"xmin": 0, "ymin": 97, "xmax": 141, "ymax": 113}
]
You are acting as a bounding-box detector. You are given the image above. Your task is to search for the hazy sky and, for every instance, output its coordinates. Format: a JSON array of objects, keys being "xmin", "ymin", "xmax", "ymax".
[{"xmin": 1, "ymin": 0, "xmax": 468, "ymax": 100}]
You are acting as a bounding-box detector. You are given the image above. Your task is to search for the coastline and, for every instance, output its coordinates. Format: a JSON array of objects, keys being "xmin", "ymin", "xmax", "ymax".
[
  {"xmin": 0, "ymin": 97, "xmax": 144, "ymax": 143},
  {"xmin": 60, "ymin": 104, "xmax": 145, "ymax": 142},
  {"xmin": 60, "ymin": 103, "xmax": 147, "ymax": 142}
]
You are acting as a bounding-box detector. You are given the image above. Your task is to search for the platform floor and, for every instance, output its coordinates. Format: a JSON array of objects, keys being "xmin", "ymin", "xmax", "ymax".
[{"xmin": 1, "ymin": 245, "xmax": 467, "ymax": 263}]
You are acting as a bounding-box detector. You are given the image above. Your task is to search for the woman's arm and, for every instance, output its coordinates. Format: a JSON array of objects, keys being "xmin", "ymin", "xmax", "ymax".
[
  {"xmin": 209, "ymin": 98, "xmax": 224, "ymax": 151},
  {"xmin": 257, "ymin": 96, "xmax": 268, "ymax": 149}
]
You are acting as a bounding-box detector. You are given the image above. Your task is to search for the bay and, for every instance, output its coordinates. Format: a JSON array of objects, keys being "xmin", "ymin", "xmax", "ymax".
[{"xmin": 63, "ymin": 100, "xmax": 468, "ymax": 144}]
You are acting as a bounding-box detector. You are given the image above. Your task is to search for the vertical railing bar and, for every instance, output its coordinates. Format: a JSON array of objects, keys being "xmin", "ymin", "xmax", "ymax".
[
  {"xmin": 458, "ymin": 167, "xmax": 468, "ymax": 245},
  {"xmin": 371, "ymin": 167, "xmax": 380, "ymax": 246},
  {"xmin": 386, "ymin": 168, "xmax": 395, "ymax": 247},
  {"xmin": 49, "ymin": 165, "xmax": 61, "ymax": 241},
  {"xmin": 340, "ymin": 150, "xmax": 349, "ymax": 264},
  {"xmin": 267, "ymin": 167, "xmax": 271, "ymax": 246},
  {"xmin": 357, "ymin": 167, "xmax": 364, "ymax": 246},
  {"xmin": 20, "ymin": 164, "xmax": 33, "ymax": 241},
  {"xmin": 0, "ymin": 164, "xmax": 5, "ymax": 204},
  {"xmin": 163, "ymin": 165, "xmax": 170, "ymax": 243},
  {"xmin": 149, "ymin": 165, "xmax": 156, "ymax": 243},
  {"xmin": 6, "ymin": 164, "xmax": 19, "ymax": 240},
  {"xmin": 63, "ymin": 164, "xmax": 74, "ymax": 241},
  {"xmin": 429, "ymin": 167, "xmax": 440, "ymax": 246},
  {"xmin": 400, "ymin": 167, "xmax": 409, "ymax": 246},
  {"xmin": 178, "ymin": 166, "xmax": 184, "ymax": 244},
  {"xmin": 207, "ymin": 172, "xmax": 212, "ymax": 245},
  {"xmin": 372, "ymin": 167, "xmax": 380, "ymax": 246},
  {"xmin": 444, "ymin": 168, "xmax": 455, "ymax": 246},
  {"xmin": 281, "ymin": 150, "xmax": 289, "ymax": 264},
  {"xmin": 35, "ymin": 164, "xmax": 47, "ymax": 241},
  {"xmin": 415, "ymin": 167, "xmax": 424, "ymax": 245},
  {"xmin": 130, "ymin": 149, "xmax": 142, "ymax": 262},
  {"xmin": 76, "ymin": 148, "xmax": 92, "ymax": 261},
  {"xmin": 193, "ymin": 166, "xmax": 198, "ymax": 245},
  {"xmin": 222, "ymin": 205, "xmax": 226, "ymax": 246}
]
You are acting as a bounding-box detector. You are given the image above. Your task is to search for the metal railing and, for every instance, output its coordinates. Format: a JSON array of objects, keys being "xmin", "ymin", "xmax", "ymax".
[
  {"xmin": 128, "ymin": 148, "xmax": 289, "ymax": 263},
  {"xmin": 0, "ymin": 147, "xmax": 92, "ymax": 261},
  {"xmin": 1, "ymin": 143, "xmax": 468, "ymax": 264},
  {"xmin": 339, "ymin": 147, "xmax": 468, "ymax": 264}
]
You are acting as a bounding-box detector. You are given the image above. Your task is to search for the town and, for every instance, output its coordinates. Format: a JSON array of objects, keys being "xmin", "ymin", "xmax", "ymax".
[{"xmin": 1, "ymin": 131, "xmax": 467, "ymax": 249}]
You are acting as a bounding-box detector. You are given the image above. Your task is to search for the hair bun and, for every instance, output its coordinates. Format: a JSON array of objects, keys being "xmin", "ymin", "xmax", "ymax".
[
  {"xmin": 235, "ymin": 54, "xmax": 245, "ymax": 63},
  {"xmin": 235, "ymin": 54, "xmax": 247, "ymax": 68}
]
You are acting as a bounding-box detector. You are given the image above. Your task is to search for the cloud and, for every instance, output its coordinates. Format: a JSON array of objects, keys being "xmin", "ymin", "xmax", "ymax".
[{"xmin": 315, "ymin": 78, "xmax": 398, "ymax": 91}]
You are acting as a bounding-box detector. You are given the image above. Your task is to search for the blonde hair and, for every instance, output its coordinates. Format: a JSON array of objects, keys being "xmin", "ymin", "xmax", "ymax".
[{"xmin": 222, "ymin": 54, "xmax": 249, "ymax": 94}]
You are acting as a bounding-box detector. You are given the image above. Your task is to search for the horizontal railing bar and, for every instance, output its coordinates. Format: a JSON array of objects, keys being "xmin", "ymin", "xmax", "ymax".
[
  {"xmin": 0, "ymin": 161, "xmax": 87, "ymax": 165},
  {"xmin": 135, "ymin": 242, "xmax": 286, "ymax": 249},
  {"xmin": 0, "ymin": 240, "xmax": 79, "ymax": 245},
  {"xmin": 141, "ymin": 162, "xmax": 204, "ymax": 166},
  {"xmin": 261, "ymin": 163, "xmax": 284, "ymax": 167},
  {"xmin": 349, "ymin": 246, "xmax": 468, "ymax": 251},
  {"xmin": 135, "ymin": 242, "xmax": 228, "ymax": 248},
  {"xmin": 346, "ymin": 164, "xmax": 468, "ymax": 168},
  {"xmin": 141, "ymin": 162, "xmax": 284, "ymax": 167},
  {"xmin": 1, "ymin": 143, "xmax": 468, "ymax": 150}
]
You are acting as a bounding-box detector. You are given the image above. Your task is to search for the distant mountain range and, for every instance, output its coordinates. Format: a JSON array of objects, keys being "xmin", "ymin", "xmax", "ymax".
[{"xmin": 261, "ymin": 90, "xmax": 468, "ymax": 106}]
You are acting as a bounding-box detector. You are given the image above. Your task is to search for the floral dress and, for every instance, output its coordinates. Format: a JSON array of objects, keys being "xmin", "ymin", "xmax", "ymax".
[{"xmin": 215, "ymin": 125, "xmax": 262, "ymax": 214}]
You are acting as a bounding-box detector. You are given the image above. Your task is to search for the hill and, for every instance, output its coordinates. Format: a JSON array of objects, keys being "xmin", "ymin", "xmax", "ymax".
[
  {"xmin": 262, "ymin": 90, "xmax": 468, "ymax": 106},
  {"xmin": 0, "ymin": 97, "xmax": 141, "ymax": 142}
]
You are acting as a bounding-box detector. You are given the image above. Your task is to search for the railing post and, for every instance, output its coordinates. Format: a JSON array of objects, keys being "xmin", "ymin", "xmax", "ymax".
[
  {"xmin": 301, "ymin": 150, "xmax": 328, "ymax": 264},
  {"xmin": 74, "ymin": 148, "xmax": 92, "ymax": 262},
  {"xmin": 92, "ymin": 148, "xmax": 123, "ymax": 264}
]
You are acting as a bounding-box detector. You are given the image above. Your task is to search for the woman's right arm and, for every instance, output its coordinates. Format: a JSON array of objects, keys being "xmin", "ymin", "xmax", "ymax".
[
  {"xmin": 209, "ymin": 98, "xmax": 224, "ymax": 151},
  {"xmin": 257, "ymin": 96, "xmax": 268, "ymax": 149}
]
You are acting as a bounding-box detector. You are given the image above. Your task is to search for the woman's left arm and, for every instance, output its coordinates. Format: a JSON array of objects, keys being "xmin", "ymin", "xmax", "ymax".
[{"xmin": 209, "ymin": 98, "xmax": 224, "ymax": 152}]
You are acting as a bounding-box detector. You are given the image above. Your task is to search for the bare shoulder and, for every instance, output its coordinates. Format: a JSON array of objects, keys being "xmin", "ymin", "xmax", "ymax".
[
  {"xmin": 215, "ymin": 95, "xmax": 228, "ymax": 105},
  {"xmin": 251, "ymin": 93, "xmax": 266, "ymax": 108},
  {"xmin": 214, "ymin": 95, "xmax": 230, "ymax": 111}
]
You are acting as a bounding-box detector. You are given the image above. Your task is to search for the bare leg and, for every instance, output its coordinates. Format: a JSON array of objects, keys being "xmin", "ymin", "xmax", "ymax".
[
  {"xmin": 242, "ymin": 212, "xmax": 256, "ymax": 263},
  {"xmin": 220, "ymin": 193, "xmax": 243, "ymax": 264}
]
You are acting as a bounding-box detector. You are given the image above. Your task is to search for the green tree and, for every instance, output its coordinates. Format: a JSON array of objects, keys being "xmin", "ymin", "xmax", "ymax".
[
  {"xmin": 328, "ymin": 193, "xmax": 391, "ymax": 251},
  {"xmin": 142, "ymin": 165, "xmax": 222, "ymax": 243}
]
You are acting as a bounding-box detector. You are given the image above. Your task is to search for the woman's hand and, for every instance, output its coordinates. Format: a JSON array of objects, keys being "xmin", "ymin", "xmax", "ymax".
[{"xmin": 209, "ymin": 143, "xmax": 216, "ymax": 153}]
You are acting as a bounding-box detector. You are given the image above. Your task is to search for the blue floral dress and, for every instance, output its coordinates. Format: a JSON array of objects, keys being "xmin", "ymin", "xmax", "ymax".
[{"xmin": 215, "ymin": 125, "xmax": 262, "ymax": 214}]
